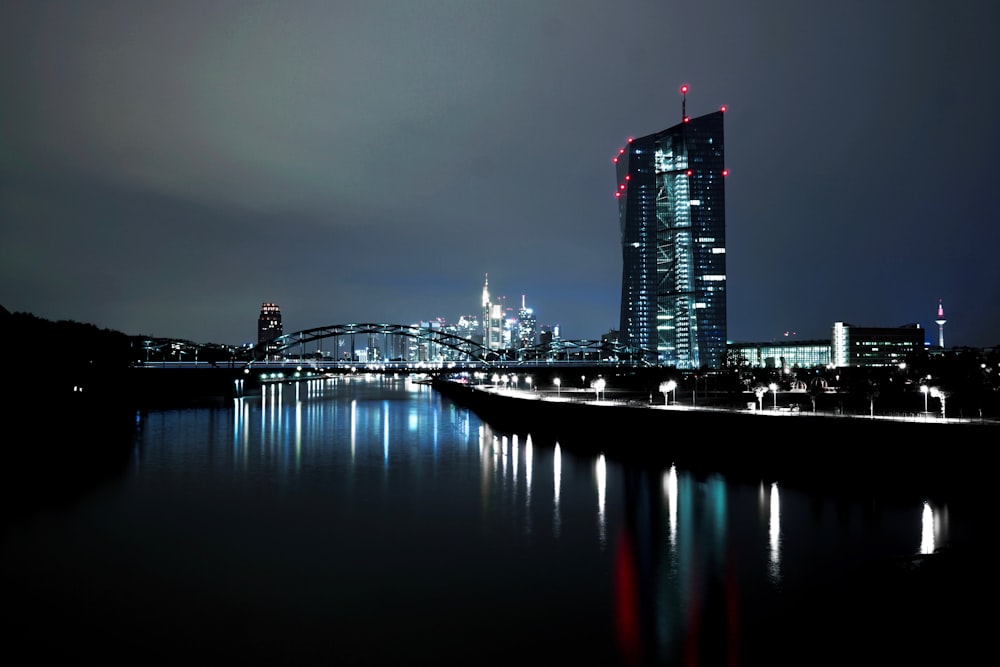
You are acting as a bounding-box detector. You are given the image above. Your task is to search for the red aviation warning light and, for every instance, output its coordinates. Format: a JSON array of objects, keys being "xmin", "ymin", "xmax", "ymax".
[
  {"xmin": 680, "ymin": 84, "xmax": 689, "ymax": 94},
  {"xmin": 720, "ymin": 105, "xmax": 727, "ymax": 113},
  {"xmin": 686, "ymin": 169, "xmax": 693, "ymax": 177},
  {"xmin": 680, "ymin": 84, "xmax": 689, "ymax": 123},
  {"xmin": 722, "ymin": 169, "xmax": 729, "ymax": 177}
]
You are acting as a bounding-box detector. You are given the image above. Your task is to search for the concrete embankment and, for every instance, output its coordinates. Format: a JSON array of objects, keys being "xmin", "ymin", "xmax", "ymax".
[{"xmin": 433, "ymin": 378, "xmax": 996, "ymax": 503}]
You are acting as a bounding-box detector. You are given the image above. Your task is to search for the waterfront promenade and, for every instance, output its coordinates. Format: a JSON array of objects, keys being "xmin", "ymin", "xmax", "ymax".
[{"xmin": 432, "ymin": 377, "xmax": 997, "ymax": 502}]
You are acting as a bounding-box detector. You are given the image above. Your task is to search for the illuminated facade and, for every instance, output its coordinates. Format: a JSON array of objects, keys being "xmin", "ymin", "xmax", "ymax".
[
  {"xmin": 832, "ymin": 322, "xmax": 924, "ymax": 368},
  {"xmin": 482, "ymin": 275, "xmax": 503, "ymax": 351},
  {"xmin": 728, "ymin": 340, "xmax": 832, "ymax": 369},
  {"xmin": 517, "ymin": 294, "xmax": 536, "ymax": 350},
  {"xmin": 615, "ymin": 105, "xmax": 727, "ymax": 368},
  {"xmin": 257, "ymin": 302, "xmax": 282, "ymax": 359}
]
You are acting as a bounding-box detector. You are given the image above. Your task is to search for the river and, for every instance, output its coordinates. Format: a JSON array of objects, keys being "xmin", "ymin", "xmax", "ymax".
[{"xmin": 1, "ymin": 374, "xmax": 987, "ymax": 665}]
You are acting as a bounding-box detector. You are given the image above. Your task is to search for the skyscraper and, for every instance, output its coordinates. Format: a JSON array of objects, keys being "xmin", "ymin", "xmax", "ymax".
[
  {"xmin": 517, "ymin": 294, "xmax": 537, "ymax": 350},
  {"xmin": 481, "ymin": 275, "xmax": 503, "ymax": 351},
  {"xmin": 614, "ymin": 88, "xmax": 728, "ymax": 368},
  {"xmin": 257, "ymin": 302, "xmax": 282, "ymax": 359}
]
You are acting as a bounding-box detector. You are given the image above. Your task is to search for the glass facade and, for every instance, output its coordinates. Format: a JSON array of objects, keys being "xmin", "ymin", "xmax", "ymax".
[
  {"xmin": 616, "ymin": 111, "xmax": 727, "ymax": 368},
  {"xmin": 832, "ymin": 322, "xmax": 924, "ymax": 368},
  {"xmin": 729, "ymin": 341, "xmax": 832, "ymax": 369}
]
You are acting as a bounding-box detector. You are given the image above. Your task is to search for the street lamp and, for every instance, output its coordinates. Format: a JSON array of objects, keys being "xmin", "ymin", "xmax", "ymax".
[
  {"xmin": 594, "ymin": 377, "xmax": 606, "ymax": 401},
  {"xmin": 921, "ymin": 384, "xmax": 929, "ymax": 415},
  {"xmin": 554, "ymin": 377, "xmax": 561, "ymax": 397},
  {"xmin": 769, "ymin": 383, "xmax": 778, "ymax": 410},
  {"xmin": 659, "ymin": 380, "xmax": 677, "ymax": 405},
  {"xmin": 930, "ymin": 387, "xmax": 946, "ymax": 419},
  {"xmin": 526, "ymin": 376, "xmax": 533, "ymax": 391}
]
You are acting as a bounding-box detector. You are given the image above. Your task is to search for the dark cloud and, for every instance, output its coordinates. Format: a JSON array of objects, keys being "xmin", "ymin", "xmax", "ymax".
[{"xmin": 2, "ymin": 1, "xmax": 998, "ymax": 347}]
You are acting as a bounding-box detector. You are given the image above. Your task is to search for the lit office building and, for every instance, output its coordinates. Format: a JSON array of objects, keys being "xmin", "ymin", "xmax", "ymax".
[
  {"xmin": 729, "ymin": 340, "xmax": 832, "ymax": 369},
  {"xmin": 615, "ymin": 87, "xmax": 728, "ymax": 368},
  {"xmin": 481, "ymin": 275, "xmax": 504, "ymax": 351},
  {"xmin": 257, "ymin": 302, "xmax": 283, "ymax": 359},
  {"xmin": 832, "ymin": 322, "xmax": 924, "ymax": 368},
  {"xmin": 517, "ymin": 295, "xmax": 537, "ymax": 350}
]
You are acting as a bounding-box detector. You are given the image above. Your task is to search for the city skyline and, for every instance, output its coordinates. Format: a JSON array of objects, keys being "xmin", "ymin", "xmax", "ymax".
[{"xmin": 2, "ymin": 2, "xmax": 998, "ymax": 348}]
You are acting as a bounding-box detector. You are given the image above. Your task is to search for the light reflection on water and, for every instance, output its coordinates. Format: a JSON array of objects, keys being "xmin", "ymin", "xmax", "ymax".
[{"xmin": 2, "ymin": 375, "xmax": 968, "ymax": 664}]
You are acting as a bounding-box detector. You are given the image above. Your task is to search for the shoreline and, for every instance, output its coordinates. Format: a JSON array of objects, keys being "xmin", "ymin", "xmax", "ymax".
[{"xmin": 432, "ymin": 377, "xmax": 997, "ymax": 504}]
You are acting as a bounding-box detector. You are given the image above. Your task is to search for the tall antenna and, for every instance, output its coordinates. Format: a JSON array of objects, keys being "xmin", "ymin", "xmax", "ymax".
[
  {"xmin": 681, "ymin": 84, "xmax": 689, "ymax": 123},
  {"xmin": 935, "ymin": 298, "xmax": 947, "ymax": 348}
]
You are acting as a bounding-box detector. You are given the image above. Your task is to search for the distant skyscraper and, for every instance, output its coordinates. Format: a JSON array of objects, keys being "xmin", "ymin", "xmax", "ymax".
[
  {"xmin": 935, "ymin": 299, "xmax": 947, "ymax": 348},
  {"xmin": 482, "ymin": 275, "xmax": 503, "ymax": 351},
  {"xmin": 614, "ymin": 86, "xmax": 728, "ymax": 368},
  {"xmin": 517, "ymin": 294, "xmax": 537, "ymax": 350},
  {"xmin": 257, "ymin": 302, "xmax": 282, "ymax": 358}
]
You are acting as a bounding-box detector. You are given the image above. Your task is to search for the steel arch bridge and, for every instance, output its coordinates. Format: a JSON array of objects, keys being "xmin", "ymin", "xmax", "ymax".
[
  {"xmin": 272, "ymin": 323, "xmax": 491, "ymax": 363},
  {"xmin": 268, "ymin": 323, "xmax": 650, "ymax": 368}
]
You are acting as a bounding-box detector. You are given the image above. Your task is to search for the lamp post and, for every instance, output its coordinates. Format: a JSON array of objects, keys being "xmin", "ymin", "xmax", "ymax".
[
  {"xmin": 921, "ymin": 384, "xmax": 929, "ymax": 415},
  {"xmin": 769, "ymin": 383, "xmax": 778, "ymax": 410},
  {"xmin": 659, "ymin": 380, "xmax": 676, "ymax": 405},
  {"xmin": 594, "ymin": 377, "xmax": 606, "ymax": 401},
  {"xmin": 526, "ymin": 376, "xmax": 532, "ymax": 392},
  {"xmin": 554, "ymin": 377, "xmax": 561, "ymax": 397}
]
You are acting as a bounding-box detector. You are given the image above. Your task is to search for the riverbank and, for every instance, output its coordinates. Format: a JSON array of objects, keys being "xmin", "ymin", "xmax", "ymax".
[{"xmin": 432, "ymin": 378, "xmax": 997, "ymax": 503}]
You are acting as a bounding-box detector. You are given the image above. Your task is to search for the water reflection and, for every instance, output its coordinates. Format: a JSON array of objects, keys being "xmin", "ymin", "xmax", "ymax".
[
  {"xmin": 920, "ymin": 500, "xmax": 949, "ymax": 555},
  {"xmin": 553, "ymin": 442, "xmax": 562, "ymax": 537},
  {"xmin": 118, "ymin": 375, "xmax": 968, "ymax": 665},
  {"xmin": 597, "ymin": 453, "xmax": 607, "ymax": 548},
  {"xmin": 769, "ymin": 482, "xmax": 781, "ymax": 585}
]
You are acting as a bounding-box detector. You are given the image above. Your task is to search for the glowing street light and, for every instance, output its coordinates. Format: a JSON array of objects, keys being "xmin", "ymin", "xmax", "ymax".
[
  {"xmin": 594, "ymin": 377, "xmax": 606, "ymax": 401},
  {"xmin": 554, "ymin": 377, "xmax": 561, "ymax": 397},
  {"xmin": 659, "ymin": 380, "xmax": 677, "ymax": 405},
  {"xmin": 921, "ymin": 384, "xmax": 929, "ymax": 414},
  {"xmin": 769, "ymin": 383, "xmax": 778, "ymax": 410},
  {"xmin": 526, "ymin": 376, "xmax": 533, "ymax": 391}
]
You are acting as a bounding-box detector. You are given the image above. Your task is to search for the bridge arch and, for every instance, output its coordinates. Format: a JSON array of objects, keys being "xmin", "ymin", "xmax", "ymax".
[{"xmin": 271, "ymin": 323, "xmax": 494, "ymax": 364}]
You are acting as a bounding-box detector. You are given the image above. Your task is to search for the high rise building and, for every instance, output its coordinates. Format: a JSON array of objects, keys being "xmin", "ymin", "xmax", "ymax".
[
  {"xmin": 481, "ymin": 275, "xmax": 503, "ymax": 351},
  {"xmin": 257, "ymin": 302, "xmax": 282, "ymax": 359},
  {"xmin": 614, "ymin": 86, "xmax": 728, "ymax": 368},
  {"xmin": 517, "ymin": 294, "xmax": 537, "ymax": 350}
]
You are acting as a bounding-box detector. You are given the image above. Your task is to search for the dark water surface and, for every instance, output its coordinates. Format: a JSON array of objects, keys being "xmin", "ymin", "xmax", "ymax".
[{"xmin": 1, "ymin": 376, "xmax": 987, "ymax": 664}]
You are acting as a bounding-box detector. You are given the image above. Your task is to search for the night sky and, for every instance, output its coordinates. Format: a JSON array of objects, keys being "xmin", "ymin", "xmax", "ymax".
[{"xmin": 2, "ymin": 1, "xmax": 998, "ymax": 348}]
